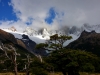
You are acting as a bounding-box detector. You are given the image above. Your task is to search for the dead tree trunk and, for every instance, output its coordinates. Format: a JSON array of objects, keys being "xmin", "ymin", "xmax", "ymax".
[
  {"xmin": 11, "ymin": 52, "xmax": 18, "ymax": 75},
  {"xmin": 0, "ymin": 43, "xmax": 18, "ymax": 75},
  {"xmin": 14, "ymin": 62, "xmax": 18, "ymax": 75},
  {"xmin": 26, "ymin": 54, "xmax": 31, "ymax": 75}
]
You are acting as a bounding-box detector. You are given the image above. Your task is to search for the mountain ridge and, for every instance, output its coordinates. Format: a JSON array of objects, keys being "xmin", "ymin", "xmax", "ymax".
[
  {"xmin": 1, "ymin": 24, "xmax": 100, "ymax": 56},
  {"xmin": 67, "ymin": 30, "xmax": 100, "ymax": 56},
  {"xmin": 0, "ymin": 29, "xmax": 47, "ymax": 56}
]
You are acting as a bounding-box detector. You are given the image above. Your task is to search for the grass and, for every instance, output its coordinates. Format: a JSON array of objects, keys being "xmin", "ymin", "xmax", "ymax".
[
  {"xmin": 80, "ymin": 72, "xmax": 100, "ymax": 75},
  {"xmin": 0, "ymin": 73, "xmax": 31, "ymax": 75},
  {"xmin": 0, "ymin": 72, "xmax": 100, "ymax": 75},
  {"xmin": 48, "ymin": 72, "xmax": 100, "ymax": 75},
  {"xmin": 49, "ymin": 72, "xmax": 62, "ymax": 75}
]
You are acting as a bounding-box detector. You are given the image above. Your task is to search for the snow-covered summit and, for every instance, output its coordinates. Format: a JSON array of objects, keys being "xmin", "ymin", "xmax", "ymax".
[
  {"xmin": 2, "ymin": 27, "xmax": 49, "ymax": 44},
  {"xmin": 1, "ymin": 26, "xmax": 79, "ymax": 46},
  {"xmin": 42, "ymin": 28, "xmax": 50, "ymax": 39},
  {"xmin": 23, "ymin": 27, "xmax": 36, "ymax": 36},
  {"xmin": 2, "ymin": 24, "xmax": 100, "ymax": 46},
  {"xmin": 2, "ymin": 26, "xmax": 17, "ymax": 32}
]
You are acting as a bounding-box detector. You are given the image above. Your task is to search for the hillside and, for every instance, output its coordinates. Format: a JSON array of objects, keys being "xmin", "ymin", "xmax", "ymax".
[
  {"xmin": 67, "ymin": 30, "xmax": 100, "ymax": 56},
  {"xmin": 0, "ymin": 29, "xmax": 36, "ymax": 56}
]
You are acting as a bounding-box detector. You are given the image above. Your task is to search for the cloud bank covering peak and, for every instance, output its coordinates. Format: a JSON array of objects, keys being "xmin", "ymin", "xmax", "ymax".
[{"xmin": 0, "ymin": 0, "xmax": 100, "ymax": 31}]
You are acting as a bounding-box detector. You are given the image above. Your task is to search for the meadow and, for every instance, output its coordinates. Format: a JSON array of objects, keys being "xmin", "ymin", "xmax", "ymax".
[{"xmin": 0, "ymin": 72, "xmax": 100, "ymax": 75}]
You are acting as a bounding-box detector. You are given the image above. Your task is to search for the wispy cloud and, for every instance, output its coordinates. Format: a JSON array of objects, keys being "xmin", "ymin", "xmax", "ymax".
[{"xmin": 0, "ymin": 0, "xmax": 100, "ymax": 31}]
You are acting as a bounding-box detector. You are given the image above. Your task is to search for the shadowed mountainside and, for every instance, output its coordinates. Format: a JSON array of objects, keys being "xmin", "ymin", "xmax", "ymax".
[{"xmin": 67, "ymin": 30, "xmax": 100, "ymax": 56}]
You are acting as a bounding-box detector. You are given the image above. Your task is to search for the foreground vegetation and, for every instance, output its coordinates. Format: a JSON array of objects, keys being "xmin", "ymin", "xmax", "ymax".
[
  {"xmin": 0, "ymin": 34, "xmax": 100, "ymax": 75},
  {"xmin": 0, "ymin": 73, "xmax": 28, "ymax": 75},
  {"xmin": 1, "ymin": 72, "xmax": 100, "ymax": 75}
]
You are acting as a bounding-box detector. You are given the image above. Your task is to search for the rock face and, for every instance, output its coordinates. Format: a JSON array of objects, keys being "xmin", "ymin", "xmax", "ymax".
[
  {"xmin": 21, "ymin": 34, "xmax": 36, "ymax": 52},
  {"xmin": 17, "ymin": 39, "xmax": 27, "ymax": 49},
  {"xmin": 67, "ymin": 30, "xmax": 100, "ymax": 56}
]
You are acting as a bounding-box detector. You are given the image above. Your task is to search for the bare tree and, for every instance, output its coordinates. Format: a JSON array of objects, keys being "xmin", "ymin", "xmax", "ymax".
[
  {"xmin": 25, "ymin": 54, "xmax": 31, "ymax": 75},
  {"xmin": 37, "ymin": 55, "xmax": 43, "ymax": 63},
  {"xmin": 0, "ymin": 42, "xmax": 18, "ymax": 75}
]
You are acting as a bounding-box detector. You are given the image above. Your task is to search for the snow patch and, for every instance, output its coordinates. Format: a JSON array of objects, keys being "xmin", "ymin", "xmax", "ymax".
[{"xmin": 63, "ymin": 34, "xmax": 79, "ymax": 47}]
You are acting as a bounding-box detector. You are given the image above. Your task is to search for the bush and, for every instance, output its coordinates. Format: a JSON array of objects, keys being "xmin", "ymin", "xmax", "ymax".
[
  {"xmin": 31, "ymin": 67, "xmax": 48, "ymax": 75},
  {"xmin": 81, "ymin": 63, "xmax": 95, "ymax": 72}
]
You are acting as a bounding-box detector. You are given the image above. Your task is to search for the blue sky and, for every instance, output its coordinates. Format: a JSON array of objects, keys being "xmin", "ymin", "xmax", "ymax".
[
  {"xmin": 45, "ymin": 7, "xmax": 56, "ymax": 24},
  {"xmin": 0, "ymin": 0, "xmax": 17, "ymax": 21},
  {"xmin": 0, "ymin": 0, "xmax": 100, "ymax": 31},
  {"xmin": 0, "ymin": 0, "xmax": 56, "ymax": 25}
]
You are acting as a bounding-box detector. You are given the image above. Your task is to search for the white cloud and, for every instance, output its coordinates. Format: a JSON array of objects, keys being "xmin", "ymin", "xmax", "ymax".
[{"xmin": 0, "ymin": 0, "xmax": 100, "ymax": 31}]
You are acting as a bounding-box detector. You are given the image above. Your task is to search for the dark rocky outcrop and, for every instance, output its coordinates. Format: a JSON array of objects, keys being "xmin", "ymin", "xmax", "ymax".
[
  {"xmin": 21, "ymin": 34, "xmax": 47, "ymax": 56},
  {"xmin": 67, "ymin": 30, "xmax": 100, "ymax": 56},
  {"xmin": 21, "ymin": 34, "xmax": 36, "ymax": 52}
]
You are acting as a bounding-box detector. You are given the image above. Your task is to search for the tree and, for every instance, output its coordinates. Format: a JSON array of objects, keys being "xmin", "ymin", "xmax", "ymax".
[
  {"xmin": 35, "ymin": 34, "xmax": 72, "ymax": 75},
  {"xmin": 35, "ymin": 34, "xmax": 100, "ymax": 75},
  {"xmin": 45, "ymin": 49, "xmax": 99, "ymax": 75},
  {"xmin": 36, "ymin": 34, "xmax": 72, "ymax": 51},
  {"xmin": 25, "ymin": 54, "xmax": 33, "ymax": 75},
  {"xmin": 0, "ymin": 42, "xmax": 18, "ymax": 75},
  {"xmin": 30, "ymin": 57, "xmax": 48, "ymax": 75}
]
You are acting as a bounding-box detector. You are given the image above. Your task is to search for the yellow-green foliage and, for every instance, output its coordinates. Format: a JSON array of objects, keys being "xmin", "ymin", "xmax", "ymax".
[
  {"xmin": 0, "ymin": 73, "xmax": 32, "ymax": 75},
  {"xmin": 0, "ymin": 72, "xmax": 13, "ymax": 75},
  {"xmin": 48, "ymin": 72, "xmax": 100, "ymax": 75},
  {"xmin": 79, "ymin": 72, "xmax": 100, "ymax": 75},
  {"xmin": 0, "ymin": 72, "xmax": 100, "ymax": 75},
  {"xmin": 48, "ymin": 72, "xmax": 63, "ymax": 75}
]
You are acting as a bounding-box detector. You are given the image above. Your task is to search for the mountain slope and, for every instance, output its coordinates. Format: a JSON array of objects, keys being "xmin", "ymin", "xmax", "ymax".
[
  {"xmin": 2, "ymin": 24, "xmax": 100, "ymax": 53},
  {"xmin": 0, "ymin": 29, "xmax": 48, "ymax": 56},
  {"xmin": 0, "ymin": 29, "xmax": 17, "ymax": 44},
  {"xmin": 0, "ymin": 29, "xmax": 35, "ymax": 57},
  {"xmin": 67, "ymin": 30, "xmax": 100, "ymax": 56}
]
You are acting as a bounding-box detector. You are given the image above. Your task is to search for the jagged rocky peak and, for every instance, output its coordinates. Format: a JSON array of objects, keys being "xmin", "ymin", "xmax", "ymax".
[
  {"xmin": 79, "ymin": 30, "xmax": 96, "ymax": 38},
  {"xmin": 2, "ymin": 26, "xmax": 17, "ymax": 32},
  {"xmin": 38, "ymin": 28, "xmax": 50, "ymax": 39},
  {"xmin": 7, "ymin": 26, "xmax": 17, "ymax": 32},
  {"xmin": 23, "ymin": 27, "xmax": 36, "ymax": 36},
  {"xmin": 81, "ymin": 24, "xmax": 100, "ymax": 33},
  {"xmin": 38, "ymin": 28, "xmax": 49, "ymax": 34},
  {"xmin": 42, "ymin": 28, "xmax": 50, "ymax": 36},
  {"xmin": 23, "ymin": 27, "xmax": 50, "ymax": 39}
]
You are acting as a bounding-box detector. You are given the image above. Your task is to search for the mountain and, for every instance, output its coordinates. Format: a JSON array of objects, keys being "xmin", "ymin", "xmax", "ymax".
[
  {"xmin": 0, "ymin": 29, "xmax": 47, "ymax": 56},
  {"xmin": 8, "ymin": 26, "xmax": 17, "ymax": 32},
  {"xmin": 81, "ymin": 24, "xmax": 100, "ymax": 33},
  {"xmin": 0, "ymin": 29, "xmax": 17, "ymax": 44},
  {"xmin": 22, "ymin": 26, "xmax": 81, "ymax": 44},
  {"xmin": 67, "ymin": 30, "xmax": 100, "ymax": 56},
  {"xmin": 23, "ymin": 27, "xmax": 36, "ymax": 36},
  {"xmin": 23, "ymin": 27, "xmax": 50, "ymax": 39},
  {"xmin": 2, "ymin": 24, "xmax": 100, "ymax": 55},
  {"xmin": 0, "ymin": 29, "xmax": 34, "ymax": 57}
]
